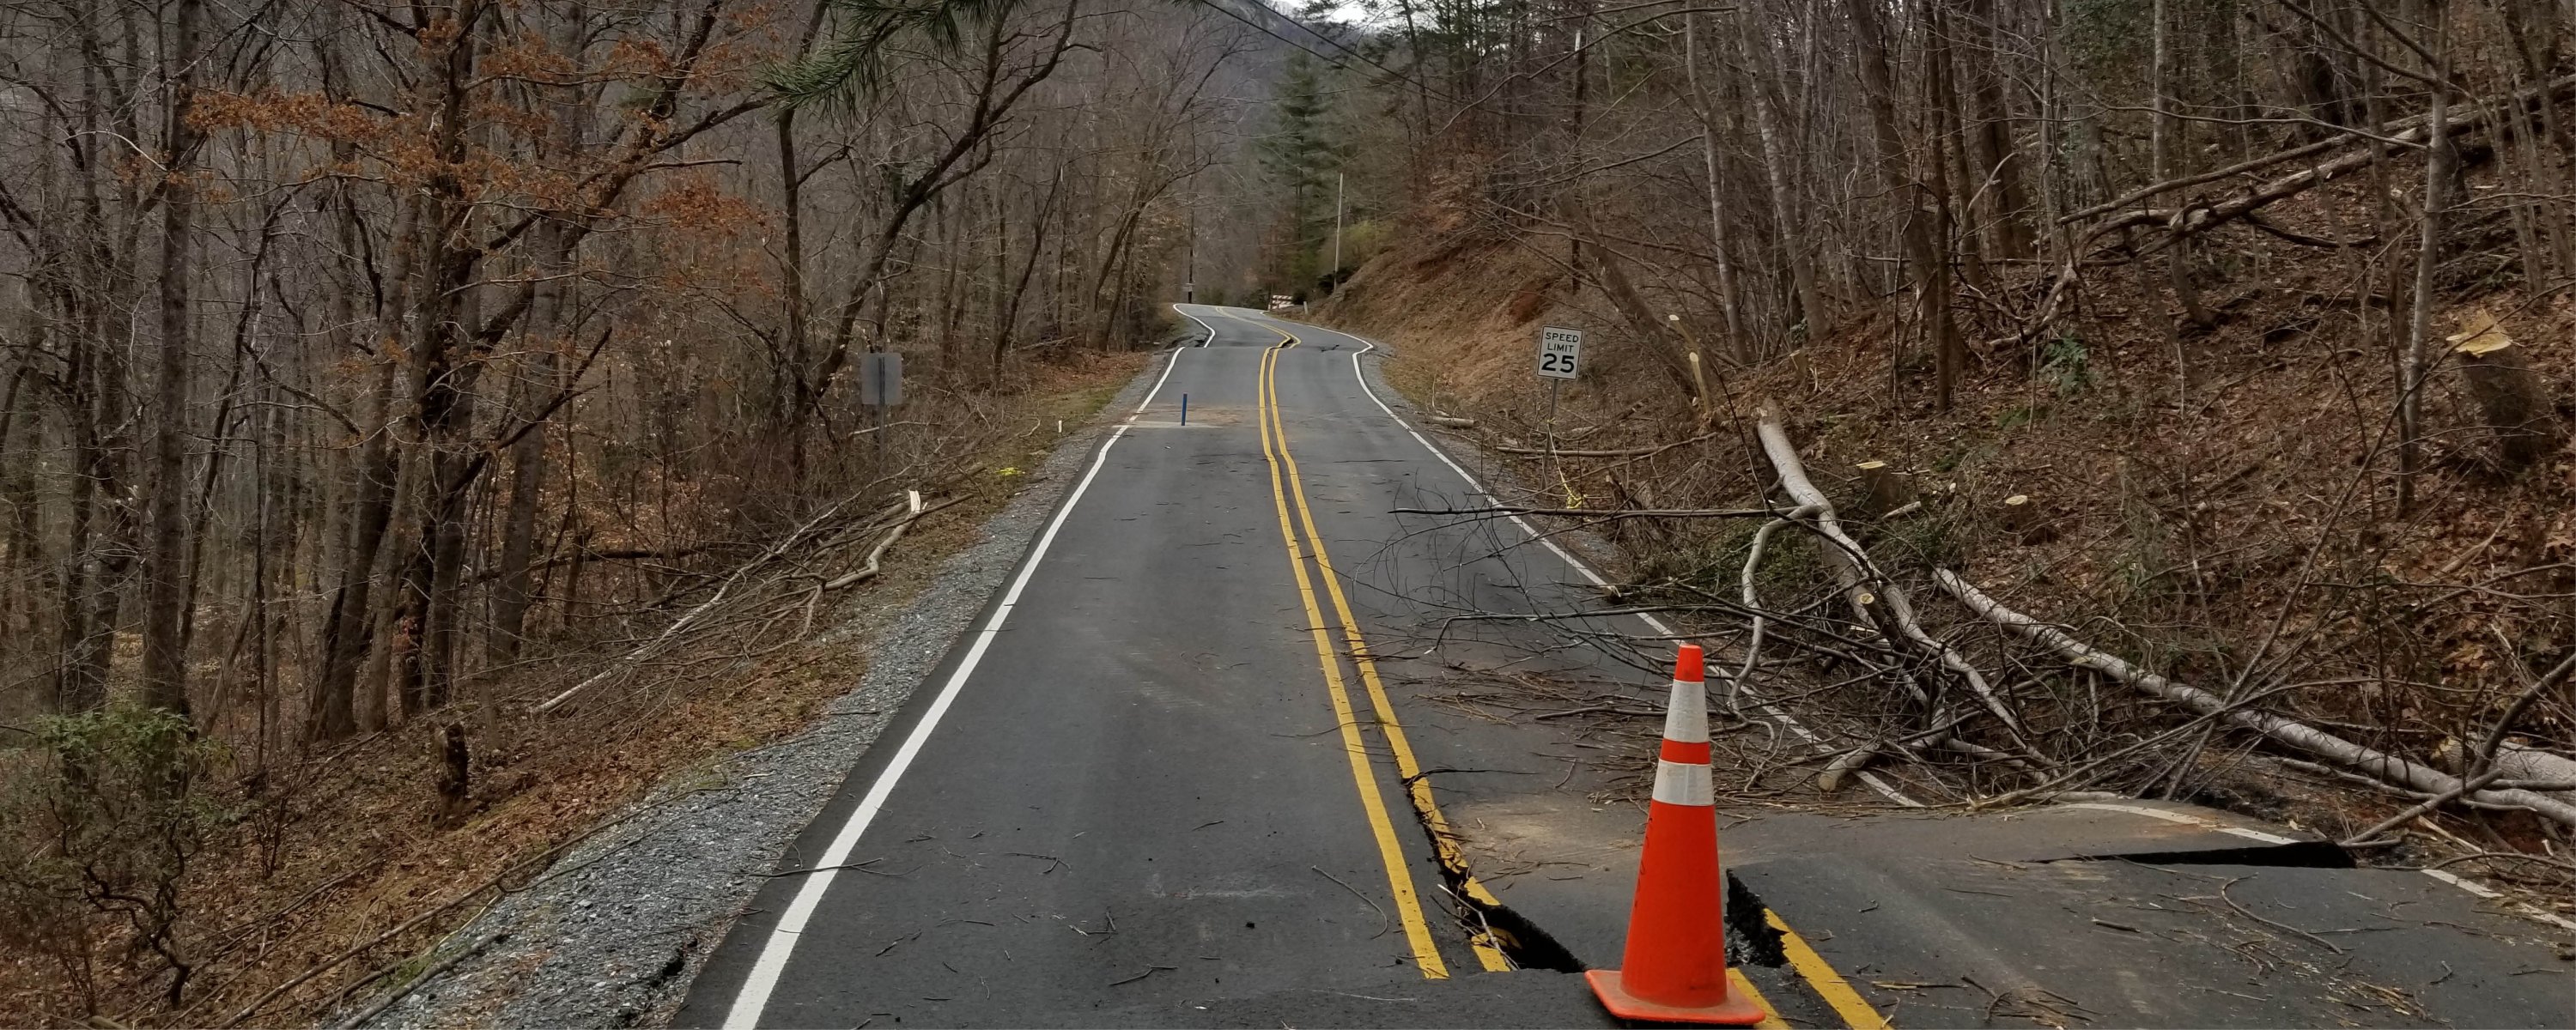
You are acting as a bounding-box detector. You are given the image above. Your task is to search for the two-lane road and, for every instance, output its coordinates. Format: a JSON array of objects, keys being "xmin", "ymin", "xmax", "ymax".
[
  {"xmin": 677, "ymin": 306, "xmax": 2576, "ymax": 1030},
  {"xmin": 676, "ymin": 306, "xmax": 1613, "ymax": 1027}
]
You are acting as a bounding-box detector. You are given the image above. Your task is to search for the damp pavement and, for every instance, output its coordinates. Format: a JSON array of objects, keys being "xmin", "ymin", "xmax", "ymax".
[{"xmin": 361, "ymin": 308, "xmax": 2576, "ymax": 1029}]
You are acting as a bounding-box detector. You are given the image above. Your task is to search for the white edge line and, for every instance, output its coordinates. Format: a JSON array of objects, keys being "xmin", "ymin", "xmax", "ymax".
[
  {"xmin": 2057, "ymin": 802, "xmax": 2296, "ymax": 844},
  {"xmin": 1322, "ymin": 324, "xmax": 1922, "ymax": 809},
  {"xmin": 2068, "ymin": 805, "xmax": 2576, "ymax": 932},
  {"xmin": 2422, "ymin": 868, "xmax": 2576, "ymax": 931},
  {"xmin": 720, "ymin": 348, "xmax": 1183, "ymax": 1028},
  {"xmin": 2409, "ymin": 867, "xmax": 2576, "ymax": 931},
  {"xmin": 1173, "ymin": 303, "xmax": 1218, "ymax": 348}
]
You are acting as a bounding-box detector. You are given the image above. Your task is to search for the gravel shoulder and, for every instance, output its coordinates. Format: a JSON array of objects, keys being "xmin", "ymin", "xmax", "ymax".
[{"xmin": 349, "ymin": 350, "xmax": 1174, "ymax": 1030}]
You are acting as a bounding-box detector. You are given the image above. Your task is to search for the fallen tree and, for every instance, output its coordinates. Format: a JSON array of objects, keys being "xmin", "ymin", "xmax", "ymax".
[
  {"xmin": 1935, "ymin": 569, "xmax": 2576, "ymax": 830},
  {"xmin": 2058, "ymin": 72, "xmax": 2576, "ymax": 227},
  {"xmin": 2080, "ymin": 72, "xmax": 2576, "ymax": 246},
  {"xmin": 1493, "ymin": 431, "xmax": 1722, "ymax": 457},
  {"xmin": 1754, "ymin": 403, "xmax": 2043, "ymax": 760},
  {"xmin": 532, "ymin": 488, "xmax": 945, "ymax": 715}
]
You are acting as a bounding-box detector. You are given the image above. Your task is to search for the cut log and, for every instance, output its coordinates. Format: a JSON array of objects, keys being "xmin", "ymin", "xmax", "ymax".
[
  {"xmin": 2435, "ymin": 738, "xmax": 2576, "ymax": 796},
  {"xmin": 1935, "ymin": 569, "xmax": 2576, "ymax": 828},
  {"xmin": 2448, "ymin": 311, "xmax": 2557, "ymax": 472},
  {"xmin": 1427, "ymin": 415, "xmax": 1478, "ymax": 429},
  {"xmin": 1815, "ymin": 744, "xmax": 1879, "ymax": 794}
]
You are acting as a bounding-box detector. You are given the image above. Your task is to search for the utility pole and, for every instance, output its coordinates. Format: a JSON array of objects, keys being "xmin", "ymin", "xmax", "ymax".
[
  {"xmin": 1331, "ymin": 172, "xmax": 1344, "ymax": 294},
  {"xmin": 1186, "ymin": 198, "xmax": 1196, "ymax": 304}
]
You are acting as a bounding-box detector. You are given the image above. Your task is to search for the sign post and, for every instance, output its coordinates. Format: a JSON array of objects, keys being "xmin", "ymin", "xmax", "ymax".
[
  {"xmin": 1535, "ymin": 327, "xmax": 1583, "ymax": 492},
  {"xmin": 859, "ymin": 351, "xmax": 904, "ymax": 461}
]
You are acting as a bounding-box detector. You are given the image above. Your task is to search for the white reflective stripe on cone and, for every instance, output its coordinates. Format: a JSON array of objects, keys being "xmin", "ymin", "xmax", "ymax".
[
  {"xmin": 1662, "ymin": 677, "xmax": 1710, "ymax": 743},
  {"xmin": 1650, "ymin": 760, "xmax": 1716, "ymax": 806}
]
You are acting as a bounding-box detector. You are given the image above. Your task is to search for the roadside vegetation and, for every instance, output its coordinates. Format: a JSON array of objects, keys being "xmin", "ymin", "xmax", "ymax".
[
  {"xmin": 1298, "ymin": 0, "xmax": 2576, "ymax": 920},
  {"xmin": 0, "ymin": 0, "xmax": 1240, "ymax": 1020}
]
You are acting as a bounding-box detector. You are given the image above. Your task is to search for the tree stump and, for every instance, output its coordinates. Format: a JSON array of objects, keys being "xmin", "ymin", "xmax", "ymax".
[
  {"xmin": 2448, "ymin": 311, "xmax": 2557, "ymax": 473},
  {"xmin": 1855, "ymin": 461, "xmax": 1915, "ymax": 516},
  {"xmin": 434, "ymin": 723, "xmax": 472, "ymax": 829},
  {"xmin": 1999, "ymin": 494, "xmax": 2055, "ymax": 543}
]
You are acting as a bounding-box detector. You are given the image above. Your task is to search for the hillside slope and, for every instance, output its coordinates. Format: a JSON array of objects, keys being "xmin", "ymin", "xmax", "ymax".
[{"xmin": 1317, "ymin": 180, "xmax": 2576, "ymax": 913}]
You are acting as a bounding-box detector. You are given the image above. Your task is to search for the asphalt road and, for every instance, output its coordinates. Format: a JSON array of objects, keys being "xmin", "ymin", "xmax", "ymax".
[
  {"xmin": 668, "ymin": 306, "xmax": 2576, "ymax": 1029},
  {"xmin": 675, "ymin": 306, "xmax": 1626, "ymax": 1028}
]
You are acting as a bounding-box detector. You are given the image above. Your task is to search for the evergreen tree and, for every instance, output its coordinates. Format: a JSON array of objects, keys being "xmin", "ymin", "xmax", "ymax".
[{"xmin": 1258, "ymin": 43, "xmax": 1343, "ymax": 296}]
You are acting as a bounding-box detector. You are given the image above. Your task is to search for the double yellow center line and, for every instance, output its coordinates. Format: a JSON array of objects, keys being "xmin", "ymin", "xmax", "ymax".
[
  {"xmin": 1255, "ymin": 330, "xmax": 1513, "ymax": 978},
  {"xmin": 1250, "ymin": 323, "xmax": 1880, "ymax": 1030}
]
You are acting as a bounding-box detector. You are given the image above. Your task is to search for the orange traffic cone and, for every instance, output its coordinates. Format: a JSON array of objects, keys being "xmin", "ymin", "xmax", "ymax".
[{"xmin": 1585, "ymin": 644, "xmax": 1766, "ymax": 1025}]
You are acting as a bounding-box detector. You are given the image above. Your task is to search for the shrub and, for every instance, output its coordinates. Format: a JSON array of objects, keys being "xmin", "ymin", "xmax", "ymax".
[
  {"xmin": 0, "ymin": 703, "xmax": 232, "ymax": 1011},
  {"xmin": 2038, "ymin": 334, "xmax": 2093, "ymax": 397}
]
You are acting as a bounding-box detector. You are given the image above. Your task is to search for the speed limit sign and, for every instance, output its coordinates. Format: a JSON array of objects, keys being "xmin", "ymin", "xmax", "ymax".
[{"xmin": 1535, "ymin": 326, "xmax": 1583, "ymax": 380}]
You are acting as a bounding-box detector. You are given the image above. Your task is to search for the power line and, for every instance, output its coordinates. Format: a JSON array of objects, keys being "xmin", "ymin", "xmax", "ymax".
[
  {"xmin": 1186, "ymin": 0, "xmax": 1373, "ymax": 80},
  {"xmin": 1249, "ymin": 0, "xmax": 1441, "ymax": 97},
  {"xmin": 1188, "ymin": 0, "xmax": 1460, "ymax": 103}
]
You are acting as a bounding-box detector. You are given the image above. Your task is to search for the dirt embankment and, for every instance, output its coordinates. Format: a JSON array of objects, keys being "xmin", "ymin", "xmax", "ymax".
[{"xmin": 1317, "ymin": 184, "xmax": 2576, "ymax": 906}]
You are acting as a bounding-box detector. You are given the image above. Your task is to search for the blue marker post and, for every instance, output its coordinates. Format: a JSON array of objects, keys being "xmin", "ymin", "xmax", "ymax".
[{"xmin": 1180, "ymin": 394, "xmax": 1188, "ymax": 426}]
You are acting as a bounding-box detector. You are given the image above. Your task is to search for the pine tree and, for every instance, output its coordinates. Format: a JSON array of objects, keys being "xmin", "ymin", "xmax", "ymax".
[{"xmin": 1259, "ymin": 46, "xmax": 1340, "ymax": 298}]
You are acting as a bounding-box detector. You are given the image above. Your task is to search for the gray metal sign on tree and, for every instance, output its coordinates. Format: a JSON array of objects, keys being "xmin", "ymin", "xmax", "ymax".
[{"xmin": 859, "ymin": 351, "xmax": 904, "ymax": 407}]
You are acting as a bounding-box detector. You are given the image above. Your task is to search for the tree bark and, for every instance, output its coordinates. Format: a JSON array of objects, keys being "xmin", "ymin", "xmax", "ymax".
[
  {"xmin": 1960, "ymin": 0, "xmax": 2032, "ymax": 259},
  {"xmin": 487, "ymin": 353, "xmax": 556, "ymax": 665},
  {"xmin": 1684, "ymin": 15, "xmax": 1746, "ymax": 359},
  {"xmin": 1844, "ymin": 0, "xmax": 1960, "ymax": 409},
  {"xmin": 57, "ymin": 285, "xmax": 138, "ymax": 713},
  {"xmin": 2401, "ymin": 42, "xmax": 2454, "ymax": 514},
  {"xmin": 1736, "ymin": 15, "xmax": 1826, "ymax": 339},
  {"xmin": 138, "ymin": 0, "xmax": 206, "ymax": 718},
  {"xmin": 1576, "ymin": 230, "xmax": 1700, "ymax": 397},
  {"xmin": 2451, "ymin": 313, "xmax": 2557, "ymax": 472}
]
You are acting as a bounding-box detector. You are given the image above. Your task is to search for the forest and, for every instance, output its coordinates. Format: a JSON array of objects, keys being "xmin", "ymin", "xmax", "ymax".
[
  {"xmin": 0, "ymin": 0, "xmax": 1282, "ymax": 1019},
  {"xmin": 4, "ymin": 0, "xmax": 2574, "ymax": 1020}
]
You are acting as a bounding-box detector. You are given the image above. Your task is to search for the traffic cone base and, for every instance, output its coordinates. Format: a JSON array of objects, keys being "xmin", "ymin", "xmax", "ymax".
[{"xmin": 1584, "ymin": 968, "xmax": 1767, "ymax": 1026}]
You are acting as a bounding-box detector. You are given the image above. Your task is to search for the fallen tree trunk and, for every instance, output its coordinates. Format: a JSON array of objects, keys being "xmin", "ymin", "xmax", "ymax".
[
  {"xmin": 2058, "ymin": 70, "xmax": 2573, "ymax": 226},
  {"xmin": 2081, "ymin": 72, "xmax": 2576, "ymax": 246},
  {"xmin": 1493, "ymin": 431, "xmax": 1720, "ymax": 457},
  {"xmin": 1935, "ymin": 569, "xmax": 2576, "ymax": 829},
  {"xmin": 825, "ymin": 490, "xmax": 951, "ymax": 590},
  {"xmin": 1983, "ymin": 254, "xmax": 2078, "ymax": 351},
  {"xmin": 533, "ymin": 490, "xmax": 908, "ymax": 714},
  {"xmin": 1392, "ymin": 506, "xmax": 1779, "ymax": 520},
  {"xmin": 1753, "ymin": 403, "xmax": 2041, "ymax": 751}
]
